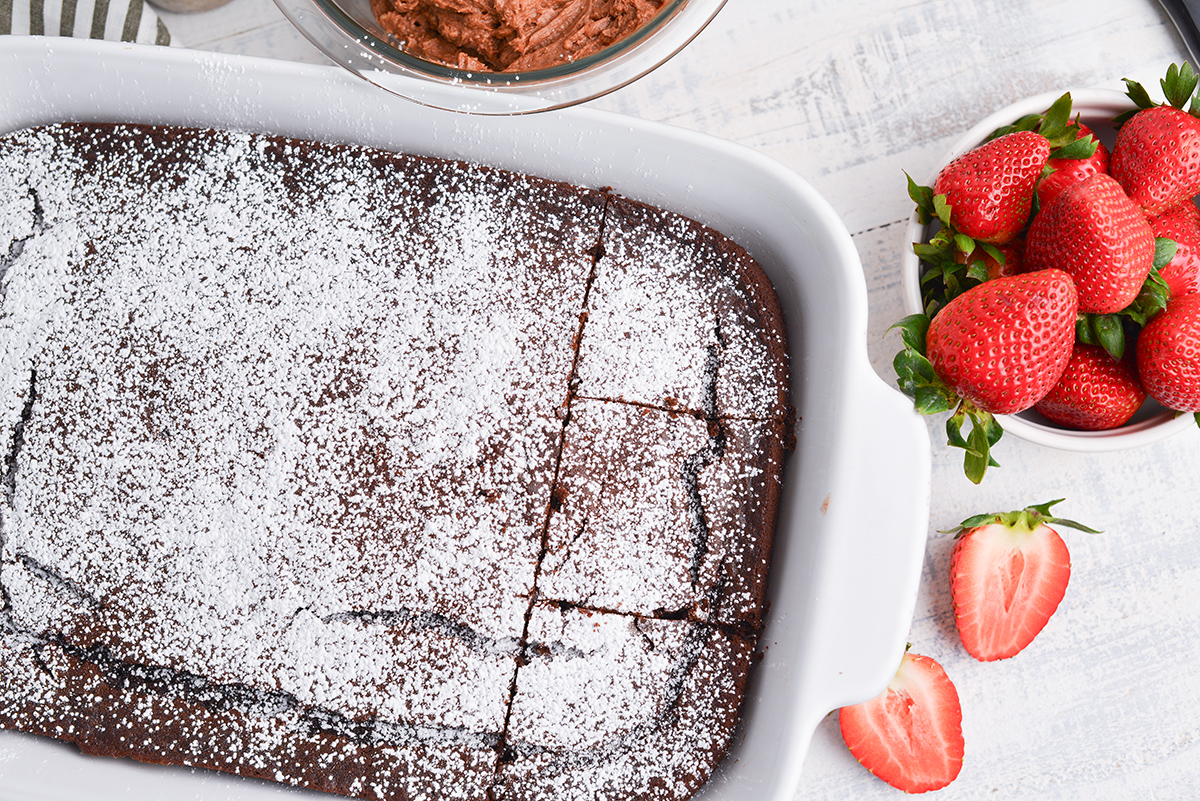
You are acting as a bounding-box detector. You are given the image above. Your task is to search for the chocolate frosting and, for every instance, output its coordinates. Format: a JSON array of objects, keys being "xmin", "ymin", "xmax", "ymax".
[{"xmin": 370, "ymin": 0, "xmax": 666, "ymax": 72}]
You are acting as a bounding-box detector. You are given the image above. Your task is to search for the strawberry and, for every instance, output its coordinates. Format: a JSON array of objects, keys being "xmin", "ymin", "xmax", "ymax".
[
  {"xmin": 1111, "ymin": 63, "xmax": 1200, "ymax": 216},
  {"xmin": 892, "ymin": 270, "xmax": 1076, "ymax": 483},
  {"xmin": 1112, "ymin": 105, "xmax": 1200, "ymax": 216},
  {"xmin": 839, "ymin": 650, "xmax": 964, "ymax": 793},
  {"xmin": 949, "ymin": 500, "xmax": 1098, "ymax": 662},
  {"xmin": 1034, "ymin": 344, "xmax": 1146, "ymax": 430},
  {"xmin": 1024, "ymin": 173, "xmax": 1155, "ymax": 314},
  {"xmin": 1136, "ymin": 292, "xmax": 1200, "ymax": 411},
  {"xmin": 926, "ymin": 269, "xmax": 1077, "ymax": 414},
  {"xmin": 1148, "ymin": 201, "xmax": 1200, "ymax": 297},
  {"xmin": 933, "ymin": 130, "xmax": 1050, "ymax": 244},
  {"xmin": 1036, "ymin": 121, "xmax": 1111, "ymax": 209}
]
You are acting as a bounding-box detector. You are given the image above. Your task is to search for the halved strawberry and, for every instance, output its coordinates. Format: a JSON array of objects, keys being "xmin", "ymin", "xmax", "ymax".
[
  {"xmin": 839, "ymin": 650, "xmax": 965, "ymax": 794},
  {"xmin": 948, "ymin": 500, "xmax": 1097, "ymax": 662}
]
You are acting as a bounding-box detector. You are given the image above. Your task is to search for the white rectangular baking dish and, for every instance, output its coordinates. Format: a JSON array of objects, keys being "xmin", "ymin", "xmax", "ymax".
[{"xmin": 0, "ymin": 36, "xmax": 930, "ymax": 801}]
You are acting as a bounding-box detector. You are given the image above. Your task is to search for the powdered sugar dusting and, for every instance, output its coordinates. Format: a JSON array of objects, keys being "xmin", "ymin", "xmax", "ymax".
[
  {"xmin": 497, "ymin": 604, "xmax": 755, "ymax": 801},
  {"xmin": 539, "ymin": 400, "xmax": 712, "ymax": 620},
  {"xmin": 0, "ymin": 122, "xmax": 599, "ymax": 722},
  {"xmin": 0, "ymin": 123, "xmax": 790, "ymax": 801},
  {"xmin": 576, "ymin": 196, "xmax": 790, "ymax": 421}
]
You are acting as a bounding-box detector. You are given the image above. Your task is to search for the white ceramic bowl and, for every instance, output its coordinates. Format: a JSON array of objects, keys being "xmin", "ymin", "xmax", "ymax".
[
  {"xmin": 270, "ymin": 0, "xmax": 727, "ymax": 114},
  {"xmin": 902, "ymin": 88, "xmax": 1196, "ymax": 453},
  {"xmin": 0, "ymin": 37, "xmax": 930, "ymax": 801}
]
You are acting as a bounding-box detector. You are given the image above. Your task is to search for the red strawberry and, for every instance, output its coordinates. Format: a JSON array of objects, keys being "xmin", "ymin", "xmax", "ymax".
[
  {"xmin": 949, "ymin": 500, "xmax": 1096, "ymax": 662},
  {"xmin": 933, "ymin": 130, "xmax": 1050, "ymax": 244},
  {"xmin": 1148, "ymin": 201, "xmax": 1200, "ymax": 297},
  {"xmin": 926, "ymin": 269, "xmax": 1077, "ymax": 414},
  {"xmin": 1136, "ymin": 292, "xmax": 1200, "ymax": 411},
  {"xmin": 1111, "ymin": 105, "xmax": 1200, "ymax": 216},
  {"xmin": 1034, "ymin": 344, "xmax": 1146, "ymax": 430},
  {"xmin": 1024, "ymin": 173, "xmax": 1155, "ymax": 314},
  {"xmin": 839, "ymin": 651, "xmax": 964, "ymax": 793},
  {"xmin": 1036, "ymin": 121, "xmax": 1111, "ymax": 208}
]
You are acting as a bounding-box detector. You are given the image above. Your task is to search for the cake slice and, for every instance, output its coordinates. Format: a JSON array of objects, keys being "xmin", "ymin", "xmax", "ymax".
[
  {"xmin": 537, "ymin": 399, "xmax": 785, "ymax": 627},
  {"xmin": 495, "ymin": 602, "xmax": 755, "ymax": 801},
  {"xmin": 573, "ymin": 195, "xmax": 790, "ymax": 422}
]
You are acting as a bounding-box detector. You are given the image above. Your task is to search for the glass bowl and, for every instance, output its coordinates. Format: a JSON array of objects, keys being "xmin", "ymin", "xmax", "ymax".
[
  {"xmin": 901, "ymin": 88, "xmax": 1196, "ymax": 452},
  {"xmin": 271, "ymin": 0, "xmax": 727, "ymax": 114}
]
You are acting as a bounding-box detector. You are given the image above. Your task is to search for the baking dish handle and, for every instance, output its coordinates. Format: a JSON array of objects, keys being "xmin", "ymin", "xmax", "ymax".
[{"xmin": 809, "ymin": 366, "xmax": 932, "ymax": 710}]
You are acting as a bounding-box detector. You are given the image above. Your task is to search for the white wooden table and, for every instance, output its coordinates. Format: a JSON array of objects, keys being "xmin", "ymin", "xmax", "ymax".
[{"xmin": 142, "ymin": 0, "xmax": 1200, "ymax": 797}]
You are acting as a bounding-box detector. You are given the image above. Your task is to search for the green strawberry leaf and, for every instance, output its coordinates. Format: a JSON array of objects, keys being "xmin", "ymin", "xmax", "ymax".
[
  {"xmin": 1038, "ymin": 92, "xmax": 1074, "ymax": 142},
  {"xmin": 987, "ymin": 112, "xmax": 1045, "ymax": 140},
  {"xmin": 980, "ymin": 242, "xmax": 1006, "ymax": 262},
  {"xmin": 1048, "ymin": 134, "xmax": 1099, "ymax": 161},
  {"xmin": 932, "ymin": 193, "xmax": 952, "ymax": 227},
  {"xmin": 964, "ymin": 260, "xmax": 990, "ymax": 283},
  {"xmin": 1122, "ymin": 262, "xmax": 1172, "ymax": 327},
  {"xmin": 1028, "ymin": 498, "xmax": 1103, "ymax": 533},
  {"xmin": 893, "ymin": 348, "xmax": 941, "ymax": 398},
  {"xmin": 890, "ymin": 314, "xmax": 962, "ymax": 418},
  {"xmin": 946, "ymin": 407, "xmax": 969, "ymax": 450},
  {"xmin": 992, "ymin": 94, "xmax": 1077, "ymax": 147},
  {"xmin": 914, "ymin": 385, "xmax": 954, "ymax": 415},
  {"xmin": 1195, "ymin": 411, "xmax": 1200, "ymax": 429},
  {"xmin": 1113, "ymin": 108, "xmax": 1138, "ymax": 127},
  {"xmin": 961, "ymin": 407, "xmax": 1001, "ymax": 484},
  {"xmin": 891, "ymin": 320, "xmax": 1005, "ymax": 483},
  {"xmin": 913, "ymin": 228, "xmax": 990, "ymax": 317},
  {"xmin": 1075, "ymin": 314, "xmax": 1094, "ymax": 346},
  {"xmin": 913, "ymin": 241, "xmax": 946, "ymax": 262},
  {"xmin": 979, "ymin": 411, "xmax": 1004, "ymax": 447},
  {"xmin": 1092, "ymin": 314, "xmax": 1126, "ymax": 361},
  {"xmin": 907, "ymin": 173, "xmax": 936, "ymax": 224},
  {"xmin": 963, "ymin": 424, "xmax": 991, "ymax": 485},
  {"xmin": 1085, "ymin": 255, "xmax": 1174, "ymax": 337},
  {"xmin": 1162, "ymin": 62, "xmax": 1199, "ymax": 110},
  {"xmin": 1122, "ymin": 76, "xmax": 1157, "ymax": 111},
  {"xmin": 1120, "ymin": 64, "xmax": 1200, "ymax": 122},
  {"xmin": 1154, "ymin": 237, "xmax": 1179, "ymax": 271},
  {"xmin": 942, "ymin": 403, "xmax": 1002, "ymax": 484},
  {"xmin": 890, "ymin": 314, "xmax": 931, "ymax": 356}
]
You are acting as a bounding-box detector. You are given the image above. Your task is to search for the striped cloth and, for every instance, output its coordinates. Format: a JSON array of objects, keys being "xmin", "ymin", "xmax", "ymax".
[{"xmin": 1, "ymin": 0, "xmax": 169, "ymax": 44}]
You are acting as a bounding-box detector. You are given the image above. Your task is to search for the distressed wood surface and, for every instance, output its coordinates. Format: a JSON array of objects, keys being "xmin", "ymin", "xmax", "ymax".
[{"xmin": 139, "ymin": 0, "xmax": 1200, "ymax": 797}]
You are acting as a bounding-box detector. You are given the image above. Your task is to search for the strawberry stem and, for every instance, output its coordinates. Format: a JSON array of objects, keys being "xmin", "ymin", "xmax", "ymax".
[
  {"xmin": 947, "ymin": 499, "xmax": 1101, "ymax": 535},
  {"xmin": 1117, "ymin": 62, "xmax": 1200, "ymax": 125}
]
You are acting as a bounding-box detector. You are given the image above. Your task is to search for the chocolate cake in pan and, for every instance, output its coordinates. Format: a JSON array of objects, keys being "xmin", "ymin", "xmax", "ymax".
[{"xmin": 0, "ymin": 122, "xmax": 791, "ymax": 801}]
